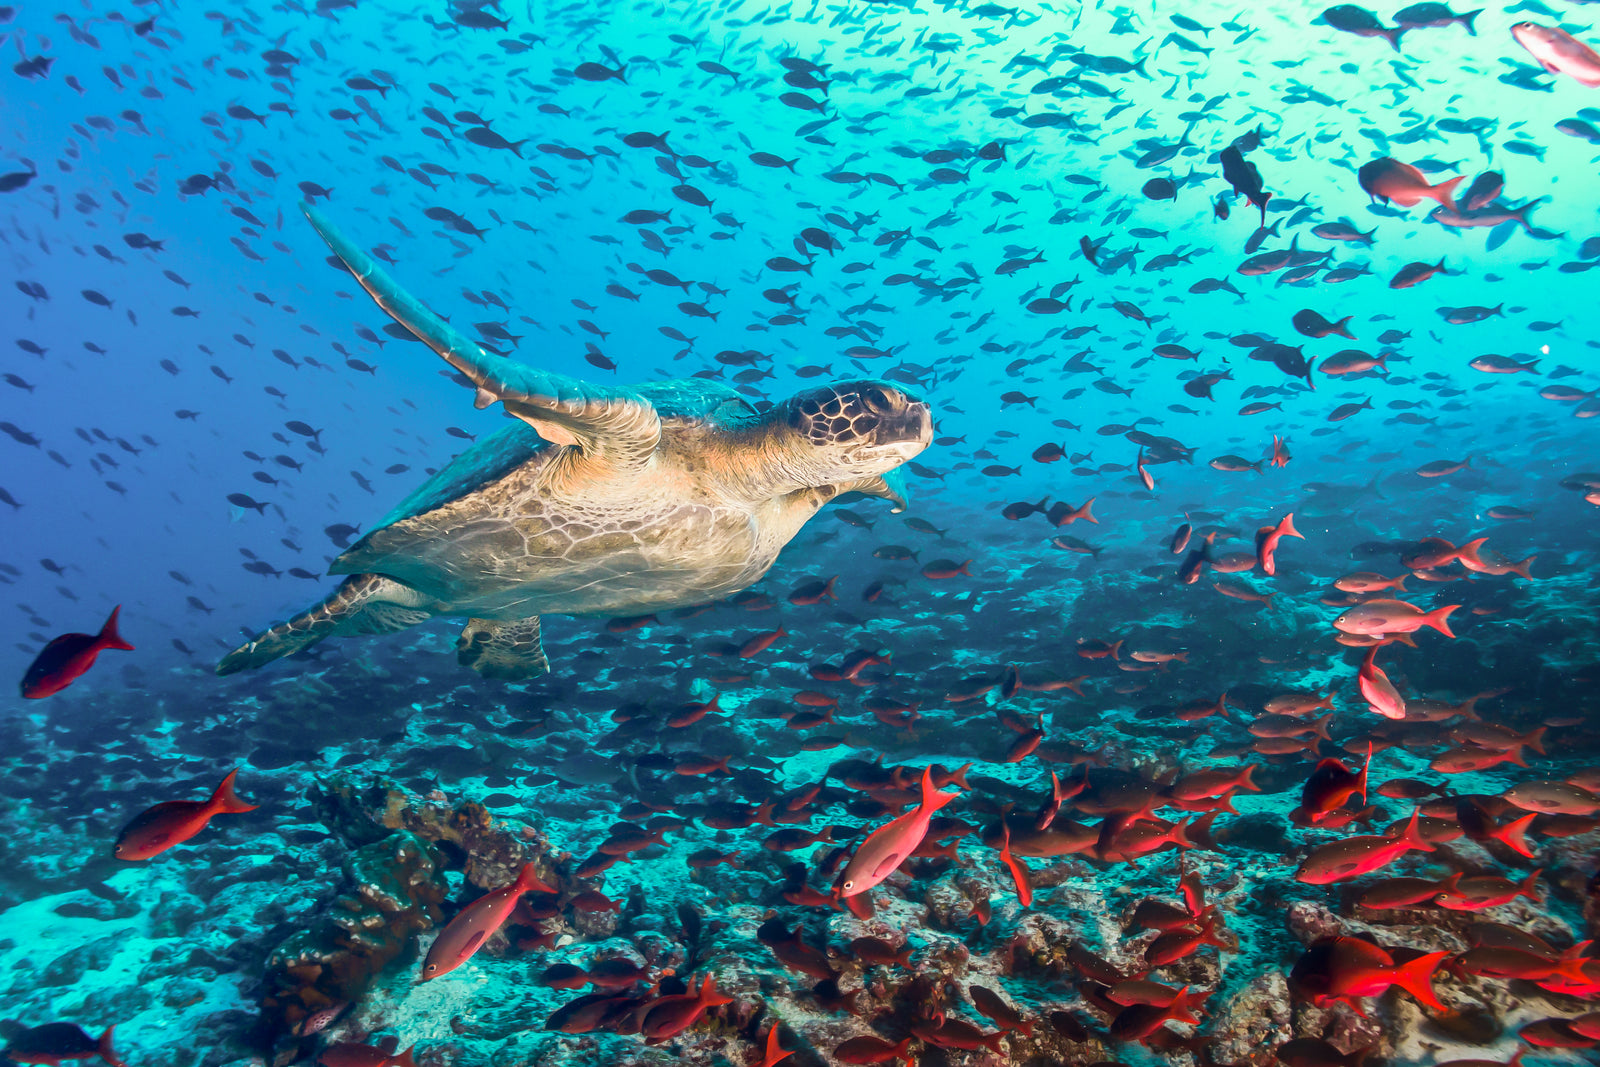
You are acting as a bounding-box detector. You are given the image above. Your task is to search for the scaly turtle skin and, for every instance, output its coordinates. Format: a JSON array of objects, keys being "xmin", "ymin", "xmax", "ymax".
[{"xmin": 216, "ymin": 203, "xmax": 934, "ymax": 680}]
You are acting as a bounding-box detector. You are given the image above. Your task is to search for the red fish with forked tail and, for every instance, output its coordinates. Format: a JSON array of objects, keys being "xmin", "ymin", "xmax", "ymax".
[
  {"xmin": 114, "ymin": 769, "xmax": 259, "ymax": 861},
  {"xmin": 423, "ymin": 861, "xmax": 557, "ymax": 979},
  {"xmin": 837, "ymin": 766, "xmax": 960, "ymax": 898},
  {"xmin": 21, "ymin": 606, "xmax": 135, "ymax": 698}
]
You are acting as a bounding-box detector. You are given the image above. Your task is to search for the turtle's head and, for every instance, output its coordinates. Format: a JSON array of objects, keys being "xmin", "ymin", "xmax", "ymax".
[{"xmin": 779, "ymin": 380, "xmax": 933, "ymax": 480}]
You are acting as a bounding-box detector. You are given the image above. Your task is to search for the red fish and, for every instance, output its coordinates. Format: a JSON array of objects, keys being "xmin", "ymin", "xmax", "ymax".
[
  {"xmin": 1358, "ymin": 646, "xmax": 1406, "ymax": 719},
  {"xmin": 2, "ymin": 1024, "xmax": 125, "ymax": 1067},
  {"xmin": 422, "ymin": 862, "xmax": 556, "ymax": 979},
  {"xmin": 1358, "ymin": 157, "xmax": 1463, "ymax": 211},
  {"xmin": 1292, "ymin": 746, "xmax": 1370, "ymax": 825},
  {"xmin": 318, "ymin": 1045, "xmax": 417, "ymax": 1067},
  {"xmin": 1290, "ymin": 936, "xmax": 1448, "ymax": 1012},
  {"xmin": 1254, "ymin": 513, "xmax": 1302, "ymax": 577},
  {"xmin": 1109, "ymin": 984, "xmax": 1203, "ymax": 1042},
  {"xmin": 997, "ymin": 822, "xmax": 1033, "ymax": 906},
  {"xmin": 756, "ymin": 1026, "xmax": 794, "ymax": 1067},
  {"xmin": 21, "ymin": 606, "xmax": 135, "ymax": 698},
  {"xmin": 738, "ymin": 626, "xmax": 789, "ymax": 658},
  {"xmin": 1433, "ymin": 870, "xmax": 1542, "ymax": 911},
  {"xmin": 1333, "ymin": 599, "xmax": 1458, "ymax": 639},
  {"xmin": 837, "ymin": 766, "xmax": 960, "ymax": 897},
  {"xmin": 1295, "ymin": 810, "xmax": 1432, "ymax": 883},
  {"xmin": 114, "ymin": 769, "xmax": 259, "ymax": 860},
  {"xmin": 832, "ymin": 1036, "xmax": 915, "ymax": 1065},
  {"xmin": 639, "ymin": 973, "xmax": 732, "ymax": 1041}
]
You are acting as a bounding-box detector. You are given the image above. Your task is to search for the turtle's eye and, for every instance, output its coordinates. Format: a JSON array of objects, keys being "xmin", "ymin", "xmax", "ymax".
[{"xmin": 864, "ymin": 387, "xmax": 891, "ymax": 411}]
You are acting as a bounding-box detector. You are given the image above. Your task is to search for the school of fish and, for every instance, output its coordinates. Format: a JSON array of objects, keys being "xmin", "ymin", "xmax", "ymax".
[{"xmin": 3, "ymin": 0, "xmax": 1600, "ymax": 1064}]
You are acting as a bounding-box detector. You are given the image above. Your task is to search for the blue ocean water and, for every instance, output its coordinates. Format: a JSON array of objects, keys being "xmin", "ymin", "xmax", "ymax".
[{"xmin": 3, "ymin": 0, "xmax": 1600, "ymax": 1062}]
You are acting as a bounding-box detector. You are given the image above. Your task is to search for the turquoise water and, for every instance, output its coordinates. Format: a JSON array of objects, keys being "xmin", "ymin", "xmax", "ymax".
[{"xmin": 2, "ymin": 0, "xmax": 1599, "ymax": 1062}]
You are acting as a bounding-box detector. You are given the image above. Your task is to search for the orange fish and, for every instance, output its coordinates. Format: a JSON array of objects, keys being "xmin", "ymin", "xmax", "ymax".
[{"xmin": 114, "ymin": 769, "xmax": 259, "ymax": 860}]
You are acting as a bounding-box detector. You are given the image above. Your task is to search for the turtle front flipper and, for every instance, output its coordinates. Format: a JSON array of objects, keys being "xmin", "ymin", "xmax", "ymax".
[
  {"xmin": 300, "ymin": 202, "xmax": 661, "ymax": 476},
  {"xmin": 216, "ymin": 574, "xmax": 432, "ymax": 675},
  {"xmin": 832, "ymin": 468, "xmax": 911, "ymax": 513},
  {"xmin": 456, "ymin": 616, "xmax": 550, "ymax": 679}
]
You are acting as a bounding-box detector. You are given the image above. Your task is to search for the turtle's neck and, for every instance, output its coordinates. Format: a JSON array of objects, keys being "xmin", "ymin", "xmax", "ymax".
[{"xmin": 713, "ymin": 416, "xmax": 830, "ymax": 504}]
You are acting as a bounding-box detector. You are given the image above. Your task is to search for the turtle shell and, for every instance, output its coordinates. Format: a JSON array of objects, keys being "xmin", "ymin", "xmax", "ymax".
[{"xmin": 368, "ymin": 377, "xmax": 759, "ymax": 531}]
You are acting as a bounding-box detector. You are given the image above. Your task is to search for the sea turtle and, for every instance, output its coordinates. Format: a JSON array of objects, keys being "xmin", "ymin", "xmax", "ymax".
[{"xmin": 216, "ymin": 203, "xmax": 933, "ymax": 680}]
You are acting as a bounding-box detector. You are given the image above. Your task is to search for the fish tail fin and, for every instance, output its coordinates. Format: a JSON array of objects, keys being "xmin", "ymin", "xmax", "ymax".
[
  {"xmin": 391, "ymin": 1048, "xmax": 418, "ymax": 1067},
  {"xmin": 1400, "ymin": 809, "xmax": 1435, "ymax": 852},
  {"xmin": 1493, "ymin": 813, "xmax": 1538, "ymax": 858},
  {"xmin": 1393, "ymin": 574, "xmax": 1407, "ymax": 592},
  {"xmin": 1455, "ymin": 536, "xmax": 1488, "ymax": 569},
  {"xmin": 1431, "ymin": 174, "xmax": 1465, "ymax": 212},
  {"xmin": 1522, "ymin": 724, "xmax": 1548, "ymax": 756},
  {"xmin": 1313, "ymin": 713, "xmax": 1334, "ymax": 741},
  {"xmin": 1423, "ymin": 604, "xmax": 1458, "ymax": 638},
  {"xmin": 698, "ymin": 972, "xmax": 733, "ymax": 1007},
  {"xmin": 1170, "ymin": 984, "xmax": 1205, "ymax": 1024},
  {"xmin": 1391, "ymin": 951, "xmax": 1448, "ymax": 1011},
  {"xmin": 949, "ymin": 761, "xmax": 974, "ymax": 791},
  {"xmin": 1555, "ymin": 955, "xmax": 1594, "ymax": 985},
  {"xmin": 514, "ymin": 861, "xmax": 555, "ymax": 895},
  {"xmin": 920, "ymin": 766, "xmax": 960, "ymax": 814},
  {"xmin": 97, "ymin": 1026, "xmax": 126, "ymax": 1067},
  {"xmin": 1081, "ymin": 496, "xmax": 1098, "ymax": 524},
  {"xmin": 1384, "ymin": 26, "xmax": 1406, "ymax": 50},
  {"xmin": 1459, "ymin": 8, "xmax": 1482, "ymax": 33},
  {"xmin": 1280, "ymin": 512, "xmax": 1302, "ymax": 540},
  {"xmin": 99, "ymin": 606, "xmax": 136, "ymax": 651},
  {"xmin": 1512, "ymin": 554, "xmax": 1537, "ymax": 580},
  {"xmin": 211, "ymin": 769, "xmax": 259, "ymax": 814},
  {"xmin": 1237, "ymin": 762, "xmax": 1260, "ymax": 792},
  {"xmin": 1519, "ymin": 867, "xmax": 1544, "ymax": 903}
]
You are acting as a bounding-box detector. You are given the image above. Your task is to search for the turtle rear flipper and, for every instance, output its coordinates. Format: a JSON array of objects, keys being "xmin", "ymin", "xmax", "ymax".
[
  {"xmin": 300, "ymin": 202, "xmax": 660, "ymax": 475},
  {"xmin": 215, "ymin": 574, "xmax": 431, "ymax": 675},
  {"xmin": 457, "ymin": 616, "xmax": 550, "ymax": 679}
]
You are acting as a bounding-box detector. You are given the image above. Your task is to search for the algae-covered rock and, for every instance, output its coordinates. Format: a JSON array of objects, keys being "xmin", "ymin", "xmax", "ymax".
[{"xmin": 260, "ymin": 829, "xmax": 447, "ymax": 1043}]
